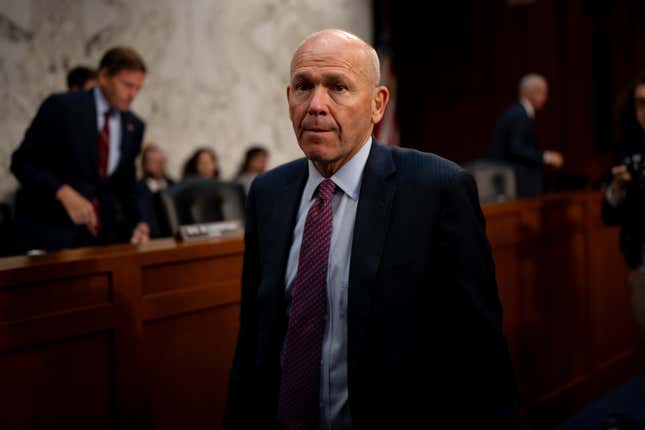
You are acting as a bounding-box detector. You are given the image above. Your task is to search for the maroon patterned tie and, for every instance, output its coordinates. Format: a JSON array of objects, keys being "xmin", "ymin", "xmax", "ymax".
[
  {"xmin": 92, "ymin": 108, "xmax": 112, "ymax": 236},
  {"xmin": 98, "ymin": 109, "xmax": 112, "ymax": 179},
  {"xmin": 278, "ymin": 179, "xmax": 336, "ymax": 430}
]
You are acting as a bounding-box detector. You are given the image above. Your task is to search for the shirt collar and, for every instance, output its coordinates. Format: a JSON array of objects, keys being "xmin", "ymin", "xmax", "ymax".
[
  {"xmin": 304, "ymin": 136, "xmax": 372, "ymax": 202},
  {"xmin": 520, "ymin": 97, "xmax": 535, "ymax": 119},
  {"xmin": 94, "ymin": 86, "xmax": 116, "ymax": 117}
]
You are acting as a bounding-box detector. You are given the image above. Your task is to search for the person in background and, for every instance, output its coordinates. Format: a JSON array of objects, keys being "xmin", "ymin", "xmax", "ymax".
[
  {"xmin": 67, "ymin": 65, "xmax": 97, "ymax": 91},
  {"xmin": 603, "ymin": 73, "xmax": 645, "ymax": 338},
  {"xmin": 600, "ymin": 73, "xmax": 645, "ymax": 430},
  {"xmin": 136, "ymin": 144, "xmax": 175, "ymax": 238},
  {"xmin": 182, "ymin": 147, "xmax": 220, "ymax": 179},
  {"xmin": 11, "ymin": 46, "xmax": 149, "ymax": 252},
  {"xmin": 489, "ymin": 73, "xmax": 564, "ymax": 197},
  {"xmin": 224, "ymin": 29, "xmax": 518, "ymax": 429},
  {"xmin": 235, "ymin": 146, "xmax": 269, "ymax": 194}
]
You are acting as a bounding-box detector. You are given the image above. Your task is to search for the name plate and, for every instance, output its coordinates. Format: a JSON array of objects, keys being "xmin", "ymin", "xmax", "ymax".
[{"xmin": 178, "ymin": 220, "xmax": 243, "ymax": 242}]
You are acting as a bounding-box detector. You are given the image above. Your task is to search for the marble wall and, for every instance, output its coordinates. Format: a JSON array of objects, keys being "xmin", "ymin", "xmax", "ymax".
[{"xmin": 0, "ymin": 0, "xmax": 372, "ymax": 201}]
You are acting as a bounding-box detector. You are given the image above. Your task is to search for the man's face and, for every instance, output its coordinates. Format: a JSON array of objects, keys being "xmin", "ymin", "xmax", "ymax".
[
  {"xmin": 634, "ymin": 84, "xmax": 645, "ymax": 130},
  {"xmin": 287, "ymin": 36, "xmax": 388, "ymax": 173},
  {"xmin": 99, "ymin": 69, "xmax": 145, "ymax": 111},
  {"xmin": 196, "ymin": 152, "xmax": 217, "ymax": 177},
  {"xmin": 144, "ymin": 150, "xmax": 166, "ymax": 179},
  {"xmin": 527, "ymin": 81, "xmax": 548, "ymax": 111},
  {"xmin": 249, "ymin": 153, "xmax": 268, "ymax": 173}
]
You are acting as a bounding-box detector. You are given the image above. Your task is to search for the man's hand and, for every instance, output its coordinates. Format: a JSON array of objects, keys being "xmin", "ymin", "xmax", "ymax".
[
  {"xmin": 56, "ymin": 184, "xmax": 97, "ymax": 230},
  {"xmin": 130, "ymin": 222, "xmax": 150, "ymax": 244},
  {"xmin": 544, "ymin": 150, "xmax": 564, "ymax": 168},
  {"xmin": 610, "ymin": 164, "xmax": 632, "ymax": 193}
]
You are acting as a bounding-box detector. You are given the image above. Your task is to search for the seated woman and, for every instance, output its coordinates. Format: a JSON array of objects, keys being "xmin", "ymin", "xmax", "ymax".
[
  {"xmin": 235, "ymin": 146, "xmax": 269, "ymax": 194},
  {"xmin": 182, "ymin": 147, "xmax": 220, "ymax": 179}
]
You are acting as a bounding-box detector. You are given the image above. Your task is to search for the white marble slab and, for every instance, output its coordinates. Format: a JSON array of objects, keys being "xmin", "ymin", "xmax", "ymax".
[{"xmin": 0, "ymin": 0, "xmax": 372, "ymax": 201}]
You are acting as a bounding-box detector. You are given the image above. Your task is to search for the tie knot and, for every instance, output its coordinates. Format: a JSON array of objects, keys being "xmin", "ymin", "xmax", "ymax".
[
  {"xmin": 104, "ymin": 108, "xmax": 113, "ymax": 120},
  {"xmin": 318, "ymin": 179, "xmax": 336, "ymax": 201}
]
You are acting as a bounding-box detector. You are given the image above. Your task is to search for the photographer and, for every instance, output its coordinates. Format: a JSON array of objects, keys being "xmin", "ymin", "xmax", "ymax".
[{"xmin": 603, "ymin": 73, "xmax": 645, "ymax": 340}]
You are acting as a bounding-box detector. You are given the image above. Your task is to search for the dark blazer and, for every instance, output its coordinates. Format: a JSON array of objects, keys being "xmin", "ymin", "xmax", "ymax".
[
  {"xmin": 11, "ymin": 89, "xmax": 145, "ymax": 252},
  {"xmin": 602, "ymin": 135, "xmax": 645, "ymax": 269},
  {"xmin": 135, "ymin": 177, "xmax": 175, "ymax": 239},
  {"xmin": 225, "ymin": 141, "xmax": 519, "ymax": 429},
  {"xmin": 489, "ymin": 102, "xmax": 545, "ymax": 197}
]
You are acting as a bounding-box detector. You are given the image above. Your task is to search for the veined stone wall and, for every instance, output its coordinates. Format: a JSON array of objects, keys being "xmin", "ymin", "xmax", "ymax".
[{"xmin": 0, "ymin": 0, "xmax": 372, "ymax": 201}]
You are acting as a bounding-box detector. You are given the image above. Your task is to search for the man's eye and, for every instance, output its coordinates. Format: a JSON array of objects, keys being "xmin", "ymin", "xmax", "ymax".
[
  {"xmin": 334, "ymin": 84, "xmax": 347, "ymax": 92},
  {"xmin": 294, "ymin": 82, "xmax": 312, "ymax": 91}
]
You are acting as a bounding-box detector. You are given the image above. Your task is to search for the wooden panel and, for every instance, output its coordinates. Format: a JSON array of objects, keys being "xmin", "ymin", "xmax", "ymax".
[
  {"xmin": 486, "ymin": 212, "xmax": 521, "ymax": 248},
  {"xmin": 492, "ymin": 246, "xmax": 521, "ymax": 366},
  {"xmin": 142, "ymin": 305, "xmax": 240, "ymax": 429},
  {"xmin": 588, "ymin": 226, "xmax": 637, "ymax": 368},
  {"xmin": 0, "ymin": 196, "xmax": 640, "ymax": 427},
  {"xmin": 384, "ymin": 1, "xmax": 645, "ymax": 188},
  {"xmin": 0, "ymin": 273, "xmax": 112, "ymax": 323},
  {"xmin": 0, "ymin": 306, "xmax": 115, "ymax": 352},
  {"xmin": 483, "ymin": 191, "xmax": 644, "ymax": 424},
  {"xmin": 142, "ymin": 279, "xmax": 239, "ymax": 321},
  {"xmin": 0, "ymin": 332, "xmax": 114, "ymax": 429},
  {"xmin": 142, "ymin": 255, "xmax": 242, "ymax": 296},
  {"xmin": 529, "ymin": 229, "xmax": 588, "ymax": 400}
]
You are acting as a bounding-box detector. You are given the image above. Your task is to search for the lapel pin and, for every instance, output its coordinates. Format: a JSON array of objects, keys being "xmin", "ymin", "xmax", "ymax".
[{"xmin": 127, "ymin": 123, "xmax": 134, "ymax": 132}]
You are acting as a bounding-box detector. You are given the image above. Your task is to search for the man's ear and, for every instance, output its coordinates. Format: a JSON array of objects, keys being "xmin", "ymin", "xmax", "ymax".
[{"xmin": 371, "ymin": 85, "xmax": 390, "ymax": 124}]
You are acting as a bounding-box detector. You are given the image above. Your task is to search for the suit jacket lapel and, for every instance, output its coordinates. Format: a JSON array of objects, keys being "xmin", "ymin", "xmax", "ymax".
[
  {"xmin": 81, "ymin": 90, "xmax": 99, "ymax": 180},
  {"xmin": 119, "ymin": 112, "xmax": 134, "ymax": 170},
  {"xmin": 261, "ymin": 160, "xmax": 308, "ymax": 354},
  {"xmin": 347, "ymin": 140, "xmax": 397, "ymax": 391}
]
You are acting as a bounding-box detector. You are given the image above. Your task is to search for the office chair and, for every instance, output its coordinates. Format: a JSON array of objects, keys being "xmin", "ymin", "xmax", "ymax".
[
  {"xmin": 462, "ymin": 159, "xmax": 517, "ymax": 205},
  {"xmin": 160, "ymin": 178, "xmax": 246, "ymax": 236}
]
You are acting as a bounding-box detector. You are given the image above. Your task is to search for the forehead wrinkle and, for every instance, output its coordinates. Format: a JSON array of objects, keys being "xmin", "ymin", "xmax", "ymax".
[{"xmin": 291, "ymin": 46, "xmax": 373, "ymax": 86}]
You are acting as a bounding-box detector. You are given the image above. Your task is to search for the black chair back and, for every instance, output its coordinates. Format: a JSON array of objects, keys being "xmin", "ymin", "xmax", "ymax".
[
  {"xmin": 463, "ymin": 159, "xmax": 517, "ymax": 205},
  {"xmin": 160, "ymin": 178, "xmax": 246, "ymax": 236}
]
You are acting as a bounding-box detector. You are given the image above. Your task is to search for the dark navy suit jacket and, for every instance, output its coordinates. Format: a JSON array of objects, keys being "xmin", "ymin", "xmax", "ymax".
[
  {"xmin": 490, "ymin": 102, "xmax": 545, "ymax": 197},
  {"xmin": 11, "ymin": 89, "xmax": 145, "ymax": 252},
  {"xmin": 225, "ymin": 141, "xmax": 519, "ymax": 428}
]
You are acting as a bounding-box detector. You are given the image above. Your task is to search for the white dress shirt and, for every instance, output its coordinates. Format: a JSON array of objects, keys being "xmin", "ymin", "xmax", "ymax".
[
  {"xmin": 285, "ymin": 137, "xmax": 372, "ymax": 430},
  {"xmin": 94, "ymin": 86, "xmax": 121, "ymax": 176}
]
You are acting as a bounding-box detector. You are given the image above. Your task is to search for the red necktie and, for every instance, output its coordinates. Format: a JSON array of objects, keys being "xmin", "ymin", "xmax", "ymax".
[
  {"xmin": 92, "ymin": 109, "xmax": 112, "ymax": 236},
  {"xmin": 278, "ymin": 179, "xmax": 336, "ymax": 430},
  {"xmin": 98, "ymin": 109, "xmax": 112, "ymax": 179}
]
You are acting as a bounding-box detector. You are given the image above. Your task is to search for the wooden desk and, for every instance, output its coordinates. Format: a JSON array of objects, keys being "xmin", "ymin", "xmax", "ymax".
[
  {"xmin": 0, "ymin": 237, "xmax": 243, "ymax": 429},
  {"xmin": 484, "ymin": 191, "xmax": 643, "ymax": 424},
  {"xmin": 0, "ymin": 190, "xmax": 641, "ymax": 427}
]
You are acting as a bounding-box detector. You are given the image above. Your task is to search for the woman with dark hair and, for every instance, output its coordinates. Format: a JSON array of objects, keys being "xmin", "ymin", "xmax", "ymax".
[
  {"xmin": 182, "ymin": 147, "xmax": 220, "ymax": 179},
  {"xmin": 603, "ymin": 73, "xmax": 645, "ymax": 347},
  {"xmin": 235, "ymin": 146, "xmax": 269, "ymax": 193}
]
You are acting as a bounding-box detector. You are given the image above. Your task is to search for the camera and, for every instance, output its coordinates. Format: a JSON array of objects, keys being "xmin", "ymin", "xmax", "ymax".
[{"xmin": 623, "ymin": 153, "xmax": 645, "ymax": 190}]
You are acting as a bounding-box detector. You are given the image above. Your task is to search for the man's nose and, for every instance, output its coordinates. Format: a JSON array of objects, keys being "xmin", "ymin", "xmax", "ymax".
[
  {"xmin": 308, "ymin": 86, "xmax": 329, "ymax": 116},
  {"xmin": 129, "ymin": 86, "xmax": 139, "ymax": 100}
]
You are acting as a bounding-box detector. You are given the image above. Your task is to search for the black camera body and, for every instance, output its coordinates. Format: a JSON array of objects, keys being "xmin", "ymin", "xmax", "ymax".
[{"xmin": 624, "ymin": 153, "xmax": 645, "ymax": 190}]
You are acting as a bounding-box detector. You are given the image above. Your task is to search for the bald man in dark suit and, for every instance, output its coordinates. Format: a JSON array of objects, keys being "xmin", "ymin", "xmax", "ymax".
[{"xmin": 225, "ymin": 30, "xmax": 518, "ymax": 429}]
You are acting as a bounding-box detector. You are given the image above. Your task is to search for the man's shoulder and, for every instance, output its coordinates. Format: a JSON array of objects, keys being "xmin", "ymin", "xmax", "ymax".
[
  {"xmin": 385, "ymin": 144, "xmax": 463, "ymax": 183},
  {"xmin": 38, "ymin": 90, "xmax": 86, "ymax": 112},
  {"xmin": 252, "ymin": 157, "xmax": 307, "ymax": 190},
  {"xmin": 500, "ymin": 102, "xmax": 528, "ymax": 121},
  {"xmin": 122, "ymin": 110, "xmax": 145, "ymax": 129}
]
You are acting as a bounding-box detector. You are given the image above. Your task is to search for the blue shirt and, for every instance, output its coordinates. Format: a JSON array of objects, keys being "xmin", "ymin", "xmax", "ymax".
[
  {"xmin": 94, "ymin": 86, "xmax": 121, "ymax": 176},
  {"xmin": 285, "ymin": 137, "xmax": 372, "ymax": 430}
]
